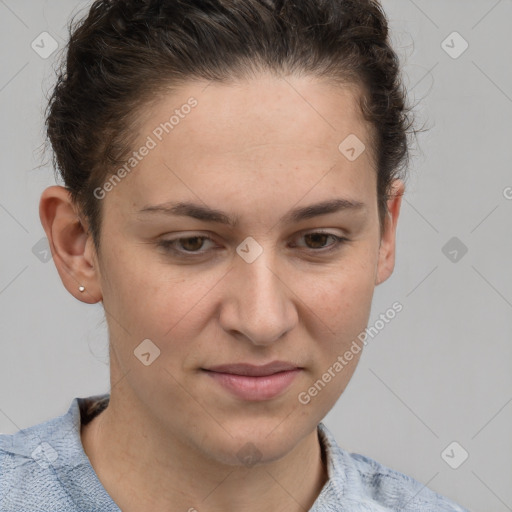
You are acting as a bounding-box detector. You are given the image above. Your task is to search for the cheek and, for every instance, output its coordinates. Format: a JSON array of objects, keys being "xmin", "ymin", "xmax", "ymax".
[
  {"xmin": 295, "ymin": 255, "xmax": 377, "ymax": 337},
  {"xmin": 295, "ymin": 274, "xmax": 371, "ymax": 416},
  {"xmin": 100, "ymin": 244, "xmax": 226, "ymax": 364},
  {"xmin": 307, "ymin": 279, "xmax": 374, "ymax": 334},
  {"xmin": 293, "ymin": 252, "xmax": 376, "ymax": 395},
  {"xmin": 100, "ymin": 239, "xmax": 211, "ymax": 324},
  {"xmin": 304, "ymin": 283, "xmax": 372, "ymax": 389}
]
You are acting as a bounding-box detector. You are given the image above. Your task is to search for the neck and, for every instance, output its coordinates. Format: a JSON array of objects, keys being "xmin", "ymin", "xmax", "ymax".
[{"xmin": 81, "ymin": 391, "xmax": 328, "ymax": 512}]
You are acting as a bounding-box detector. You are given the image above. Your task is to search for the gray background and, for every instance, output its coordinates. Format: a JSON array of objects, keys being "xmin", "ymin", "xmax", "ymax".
[{"xmin": 1, "ymin": 1, "xmax": 511, "ymax": 510}]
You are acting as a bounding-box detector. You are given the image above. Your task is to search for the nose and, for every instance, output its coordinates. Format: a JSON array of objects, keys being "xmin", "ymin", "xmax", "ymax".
[{"xmin": 218, "ymin": 248, "xmax": 298, "ymax": 346}]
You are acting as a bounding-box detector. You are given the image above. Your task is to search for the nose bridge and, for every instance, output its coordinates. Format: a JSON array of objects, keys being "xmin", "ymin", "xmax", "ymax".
[{"xmin": 226, "ymin": 240, "xmax": 296, "ymax": 345}]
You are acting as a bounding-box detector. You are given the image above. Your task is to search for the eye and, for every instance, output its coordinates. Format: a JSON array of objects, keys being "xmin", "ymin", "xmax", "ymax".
[
  {"xmin": 156, "ymin": 235, "xmax": 217, "ymax": 256},
  {"xmin": 292, "ymin": 231, "xmax": 349, "ymax": 252}
]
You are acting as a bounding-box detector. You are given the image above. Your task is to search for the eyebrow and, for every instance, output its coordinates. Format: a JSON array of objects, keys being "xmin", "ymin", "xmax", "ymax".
[{"xmin": 137, "ymin": 198, "xmax": 366, "ymax": 227}]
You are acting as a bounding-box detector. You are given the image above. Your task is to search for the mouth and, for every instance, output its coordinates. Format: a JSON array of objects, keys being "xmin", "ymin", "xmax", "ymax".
[{"xmin": 201, "ymin": 361, "xmax": 302, "ymax": 401}]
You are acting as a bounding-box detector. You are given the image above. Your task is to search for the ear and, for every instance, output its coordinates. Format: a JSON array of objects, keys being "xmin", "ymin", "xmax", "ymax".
[
  {"xmin": 375, "ymin": 179, "xmax": 404, "ymax": 286},
  {"xmin": 39, "ymin": 185, "xmax": 102, "ymax": 303}
]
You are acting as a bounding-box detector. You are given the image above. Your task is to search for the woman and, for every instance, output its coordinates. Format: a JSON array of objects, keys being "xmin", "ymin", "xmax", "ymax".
[{"xmin": 0, "ymin": 0, "xmax": 469, "ymax": 510}]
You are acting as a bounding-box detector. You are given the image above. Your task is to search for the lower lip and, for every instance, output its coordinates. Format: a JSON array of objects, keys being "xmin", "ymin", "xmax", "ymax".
[{"xmin": 204, "ymin": 369, "xmax": 301, "ymax": 401}]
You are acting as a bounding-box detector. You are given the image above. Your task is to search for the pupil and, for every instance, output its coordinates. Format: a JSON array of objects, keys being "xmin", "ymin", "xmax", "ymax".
[
  {"xmin": 182, "ymin": 237, "xmax": 203, "ymax": 251},
  {"xmin": 307, "ymin": 233, "xmax": 328, "ymax": 248}
]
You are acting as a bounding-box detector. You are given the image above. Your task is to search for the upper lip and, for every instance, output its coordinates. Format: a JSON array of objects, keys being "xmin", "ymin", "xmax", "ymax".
[{"xmin": 204, "ymin": 361, "xmax": 301, "ymax": 377}]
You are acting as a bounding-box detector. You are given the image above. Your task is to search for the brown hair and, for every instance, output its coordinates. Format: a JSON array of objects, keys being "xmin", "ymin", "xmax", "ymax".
[{"xmin": 44, "ymin": 0, "xmax": 422, "ymax": 250}]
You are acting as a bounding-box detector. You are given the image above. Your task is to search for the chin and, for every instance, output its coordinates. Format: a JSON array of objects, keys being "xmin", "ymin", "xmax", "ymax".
[
  {"xmin": 208, "ymin": 434, "xmax": 297, "ymax": 468},
  {"xmin": 198, "ymin": 415, "xmax": 316, "ymax": 467}
]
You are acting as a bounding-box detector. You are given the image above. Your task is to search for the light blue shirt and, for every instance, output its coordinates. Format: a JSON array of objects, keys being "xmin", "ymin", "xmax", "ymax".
[{"xmin": 0, "ymin": 394, "xmax": 469, "ymax": 511}]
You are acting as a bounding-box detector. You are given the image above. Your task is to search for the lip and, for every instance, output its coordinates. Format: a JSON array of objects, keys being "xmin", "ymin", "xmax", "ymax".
[
  {"xmin": 206, "ymin": 361, "xmax": 300, "ymax": 376},
  {"xmin": 202, "ymin": 361, "xmax": 302, "ymax": 401}
]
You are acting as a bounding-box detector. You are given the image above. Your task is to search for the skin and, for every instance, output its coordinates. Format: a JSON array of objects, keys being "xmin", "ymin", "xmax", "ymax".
[{"xmin": 40, "ymin": 73, "xmax": 404, "ymax": 512}]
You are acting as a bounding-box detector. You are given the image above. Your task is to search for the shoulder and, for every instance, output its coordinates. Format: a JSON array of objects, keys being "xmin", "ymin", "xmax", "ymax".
[
  {"xmin": 0, "ymin": 401, "xmax": 81, "ymax": 510},
  {"xmin": 0, "ymin": 394, "xmax": 116, "ymax": 512},
  {"xmin": 316, "ymin": 423, "xmax": 470, "ymax": 512}
]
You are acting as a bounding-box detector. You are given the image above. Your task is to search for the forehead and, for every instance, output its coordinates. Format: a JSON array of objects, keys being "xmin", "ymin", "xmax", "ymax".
[{"xmin": 107, "ymin": 74, "xmax": 376, "ymax": 216}]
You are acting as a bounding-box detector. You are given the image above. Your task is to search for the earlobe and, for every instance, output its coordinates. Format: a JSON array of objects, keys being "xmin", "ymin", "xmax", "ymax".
[
  {"xmin": 39, "ymin": 185, "xmax": 103, "ymax": 304},
  {"xmin": 374, "ymin": 179, "xmax": 404, "ymax": 286}
]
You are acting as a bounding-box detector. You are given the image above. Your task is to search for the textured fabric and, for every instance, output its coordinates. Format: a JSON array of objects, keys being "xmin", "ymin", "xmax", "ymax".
[{"xmin": 0, "ymin": 394, "xmax": 469, "ymax": 511}]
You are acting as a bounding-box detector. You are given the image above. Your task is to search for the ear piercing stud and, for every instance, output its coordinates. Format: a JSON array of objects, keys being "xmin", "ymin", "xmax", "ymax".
[{"xmin": 78, "ymin": 286, "xmax": 85, "ymax": 292}]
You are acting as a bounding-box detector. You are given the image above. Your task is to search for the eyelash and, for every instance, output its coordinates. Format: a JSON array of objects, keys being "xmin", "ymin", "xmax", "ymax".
[{"xmin": 156, "ymin": 231, "xmax": 349, "ymax": 257}]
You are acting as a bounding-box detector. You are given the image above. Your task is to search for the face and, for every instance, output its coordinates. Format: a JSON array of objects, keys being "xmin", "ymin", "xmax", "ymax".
[{"xmin": 85, "ymin": 73, "xmax": 401, "ymax": 465}]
